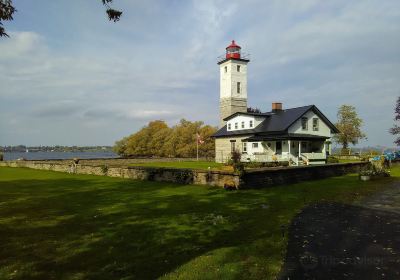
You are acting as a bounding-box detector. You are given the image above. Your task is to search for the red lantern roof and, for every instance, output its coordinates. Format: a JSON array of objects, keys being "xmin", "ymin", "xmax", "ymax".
[{"xmin": 226, "ymin": 40, "xmax": 241, "ymax": 49}]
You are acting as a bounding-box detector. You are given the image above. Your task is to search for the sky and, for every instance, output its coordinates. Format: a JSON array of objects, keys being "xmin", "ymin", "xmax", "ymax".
[{"xmin": 0, "ymin": 0, "xmax": 399, "ymax": 147}]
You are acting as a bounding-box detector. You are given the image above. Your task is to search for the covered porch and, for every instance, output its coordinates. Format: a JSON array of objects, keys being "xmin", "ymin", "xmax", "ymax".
[{"xmin": 241, "ymin": 134, "xmax": 330, "ymax": 165}]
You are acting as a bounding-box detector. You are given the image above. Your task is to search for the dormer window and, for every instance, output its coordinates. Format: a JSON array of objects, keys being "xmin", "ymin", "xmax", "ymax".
[
  {"xmin": 249, "ymin": 120, "xmax": 253, "ymax": 128},
  {"xmin": 234, "ymin": 122, "xmax": 238, "ymax": 129},
  {"xmin": 237, "ymin": 65, "xmax": 241, "ymax": 72},
  {"xmin": 301, "ymin": 117, "xmax": 308, "ymax": 130},
  {"xmin": 227, "ymin": 123, "xmax": 231, "ymax": 130},
  {"xmin": 241, "ymin": 121, "xmax": 245, "ymax": 128},
  {"xmin": 313, "ymin": 118, "xmax": 319, "ymax": 131}
]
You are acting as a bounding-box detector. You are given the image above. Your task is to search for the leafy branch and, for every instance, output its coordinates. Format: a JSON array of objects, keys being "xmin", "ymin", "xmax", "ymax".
[
  {"xmin": 0, "ymin": 0, "xmax": 122, "ymax": 38},
  {"xmin": 101, "ymin": 0, "xmax": 122, "ymax": 22}
]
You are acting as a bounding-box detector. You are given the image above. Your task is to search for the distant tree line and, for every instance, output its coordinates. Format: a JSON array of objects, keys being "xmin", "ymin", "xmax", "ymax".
[
  {"xmin": 0, "ymin": 146, "xmax": 113, "ymax": 153},
  {"xmin": 114, "ymin": 119, "xmax": 217, "ymax": 158}
]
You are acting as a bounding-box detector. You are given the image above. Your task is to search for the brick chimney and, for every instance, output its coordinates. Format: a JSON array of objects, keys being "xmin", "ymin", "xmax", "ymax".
[{"xmin": 272, "ymin": 102, "xmax": 283, "ymax": 112}]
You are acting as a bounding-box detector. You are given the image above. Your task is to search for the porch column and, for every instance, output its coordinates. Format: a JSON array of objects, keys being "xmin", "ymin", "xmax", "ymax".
[
  {"xmin": 299, "ymin": 141, "xmax": 301, "ymax": 156},
  {"xmin": 288, "ymin": 140, "xmax": 291, "ymax": 156}
]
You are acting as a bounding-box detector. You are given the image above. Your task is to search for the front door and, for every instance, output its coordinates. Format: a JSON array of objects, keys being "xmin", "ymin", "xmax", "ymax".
[{"xmin": 276, "ymin": 141, "xmax": 282, "ymax": 155}]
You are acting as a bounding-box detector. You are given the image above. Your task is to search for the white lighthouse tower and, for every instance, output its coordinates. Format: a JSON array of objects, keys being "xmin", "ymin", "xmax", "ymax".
[{"xmin": 218, "ymin": 40, "xmax": 250, "ymax": 127}]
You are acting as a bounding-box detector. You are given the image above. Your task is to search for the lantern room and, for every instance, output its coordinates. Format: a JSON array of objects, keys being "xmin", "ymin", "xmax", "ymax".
[{"xmin": 226, "ymin": 40, "xmax": 241, "ymax": 59}]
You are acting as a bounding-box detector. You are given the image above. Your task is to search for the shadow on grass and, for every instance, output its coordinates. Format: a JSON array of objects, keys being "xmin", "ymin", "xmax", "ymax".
[
  {"xmin": 1, "ymin": 166, "xmax": 397, "ymax": 279},
  {"xmin": 278, "ymin": 202, "xmax": 400, "ymax": 280},
  {"xmin": 0, "ymin": 176, "xmax": 286, "ymax": 279}
]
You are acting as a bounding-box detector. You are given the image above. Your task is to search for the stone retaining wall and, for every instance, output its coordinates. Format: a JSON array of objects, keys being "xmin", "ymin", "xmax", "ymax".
[
  {"xmin": 0, "ymin": 160, "xmax": 368, "ymax": 189},
  {"xmin": 241, "ymin": 162, "xmax": 369, "ymax": 188},
  {"xmin": 0, "ymin": 160, "xmax": 239, "ymax": 188}
]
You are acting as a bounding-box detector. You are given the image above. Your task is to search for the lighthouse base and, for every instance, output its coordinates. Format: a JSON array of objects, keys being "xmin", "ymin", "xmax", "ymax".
[{"xmin": 219, "ymin": 97, "xmax": 247, "ymax": 128}]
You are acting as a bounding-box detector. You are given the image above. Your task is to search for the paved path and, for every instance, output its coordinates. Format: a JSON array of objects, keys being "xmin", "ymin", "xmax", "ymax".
[
  {"xmin": 354, "ymin": 181, "xmax": 400, "ymax": 214},
  {"xmin": 279, "ymin": 182, "xmax": 400, "ymax": 280}
]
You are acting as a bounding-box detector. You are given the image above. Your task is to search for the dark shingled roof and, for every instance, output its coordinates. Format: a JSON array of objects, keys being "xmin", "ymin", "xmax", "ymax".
[
  {"xmin": 245, "ymin": 133, "xmax": 330, "ymax": 142},
  {"xmin": 213, "ymin": 105, "xmax": 339, "ymax": 138}
]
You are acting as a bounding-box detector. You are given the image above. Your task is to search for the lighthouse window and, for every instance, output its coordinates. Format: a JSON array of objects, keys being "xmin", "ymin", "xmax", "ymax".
[
  {"xmin": 237, "ymin": 65, "xmax": 240, "ymax": 72},
  {"xmin": 224, "ymin": 66, "xmax": 227, "ymax": 73},
  {"xmin": 237, "ymin": 82, "xmax": 241, "ymax": 94}
]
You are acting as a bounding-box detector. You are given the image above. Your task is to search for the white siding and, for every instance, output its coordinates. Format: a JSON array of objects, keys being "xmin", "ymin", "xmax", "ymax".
[
  {"xmin": 227, "ymin": 115, "xmax": 265, "ymax": 131},
  {"xmin": 288, "ymin": 111, "xmax": 332, "ymax": 137}
]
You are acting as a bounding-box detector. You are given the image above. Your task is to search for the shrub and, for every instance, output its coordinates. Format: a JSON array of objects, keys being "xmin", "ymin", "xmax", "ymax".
[
  {"xmin": 233, "ymin": 162, "xmax": 245, "ymax": 175},
  {"xmin": 100, "ymin": 165, "xmax": 109, "ymax": 175},
  {"xmin": 231, "ymin": 149, "xmax": 241, "ymax": 164},
  {"xmin": 359, "ymin": 162, "xmax": 390, "ymax": 178}
]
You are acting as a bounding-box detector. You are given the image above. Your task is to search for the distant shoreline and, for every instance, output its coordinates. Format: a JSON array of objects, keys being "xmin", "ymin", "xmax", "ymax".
[{"xmin": 3, "ymin": 151, "xmax": 118, "ymax": 161}]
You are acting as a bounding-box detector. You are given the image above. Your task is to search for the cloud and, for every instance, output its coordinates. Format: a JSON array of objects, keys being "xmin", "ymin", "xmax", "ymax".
[{"xmin": 0, "ymin": 0, "xmax": 399, "ymax": 146}]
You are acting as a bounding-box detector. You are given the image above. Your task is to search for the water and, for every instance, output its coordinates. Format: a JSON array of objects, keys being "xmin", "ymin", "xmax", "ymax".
[{"xmin": 3, "ymin": 151, "xmax": 118, "ymax": 161}]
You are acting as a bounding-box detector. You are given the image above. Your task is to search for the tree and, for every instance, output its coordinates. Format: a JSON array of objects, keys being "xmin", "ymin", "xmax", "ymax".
[
  {"xmin": 0, "ymin": 0, "xmax": 122, "ymax": 37},
  {"xmin": 114, "ymin": 119, "xmax": 217, "ymax": 158},
  {"xmin": 247, "ymin": 107, "xmax": 261, "ymax": 113},
  {"xmin": 389, "ymin": 96, "xmax": 400, "ymax": 146},
  {"xmin": 113, "ymin": 136, "xmax": 129, "ymax": 157},
  {"xmin": 333, "ymin": 105, "xmax": 366, "ymax": 151}
]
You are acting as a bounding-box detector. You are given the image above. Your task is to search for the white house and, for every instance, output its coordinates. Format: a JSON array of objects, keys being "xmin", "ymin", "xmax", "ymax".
[{"xmin": 213, "ymin": 41, "xmax": 339, "ymax": 165}]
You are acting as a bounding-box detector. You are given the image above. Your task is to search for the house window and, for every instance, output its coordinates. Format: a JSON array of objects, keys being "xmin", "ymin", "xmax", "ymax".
[
  {"xmin": 252, "ymin": 143, "xmax": 258, "ymax": 149},
  {"xmin": 249, "ymin": 120, "xmax": 253, "ymax": 128},
  {"xmin": 301, "ymin": 117, "xmax": 308, "ymax": 130},
  {"xmin": 237, "ymin": 82, "xmax": 241, "ymax": 94},
  {"xmin": 231, "ymin": 141, "xmax": 236, "ymax": 152},
  {"xmin": 237, "ymin": 65, "xmax": 240, "ymax": 72},
  {"xmin": 227, "ymin": 123, "xmax": 231, "ymax": 130},
  {"xmin": 234, "ymin": 122, "xmax": 238, "ymax": 129},
  {"xmin": 242, "ymin": 142, "xmax": 247, "ymax": 152},
  {"xmin": 224, "ymin": 66, "xmax": 227, "ymax": 73},
  {"xmin": 267, "ymin": 142, "xmax": 272, "ymax": 148},
  {"xmin": 313, "ymin": 118, "xmax": 319, "ymax": 131},
  {"xmin": 241, "ymin": 121, "xmax": 245, "ymax": 128}
]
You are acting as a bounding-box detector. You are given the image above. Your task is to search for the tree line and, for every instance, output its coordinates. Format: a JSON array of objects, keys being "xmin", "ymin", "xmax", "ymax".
[{"xmin": 113, "ymin": 119, "xmax": 217, "ymax": 158}]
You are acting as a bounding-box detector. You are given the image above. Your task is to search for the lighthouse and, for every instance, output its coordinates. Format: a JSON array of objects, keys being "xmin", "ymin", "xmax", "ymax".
[{"xmin": 218, "ymin": 40, "xmax": 250, "ymax": 127}]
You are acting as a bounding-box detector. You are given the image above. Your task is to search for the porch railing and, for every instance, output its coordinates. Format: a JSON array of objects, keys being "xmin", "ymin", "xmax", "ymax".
[
  {"xmin": 301, "ymin": 152, "xmax": 326, "ymax": 160},
  {"xmin": 241, "ymin": 153, "xmax": 289, "ymax": 162},
  {"xmin": 288, "ymin": 154, "xmax": 299, "ymax": 166},
  {"xmin": 301, "ymin": 152, "xmax": 326, "ymax": 165}
]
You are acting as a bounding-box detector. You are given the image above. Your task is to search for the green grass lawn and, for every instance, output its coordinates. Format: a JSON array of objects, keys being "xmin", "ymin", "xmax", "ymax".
[
  {"xmin": 130, "ymin": 161, "xmax": 225, "ymax": 170},
  {"xmin": 0, "ymin": 166, "xmax": 398, "ymax": 280}
]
